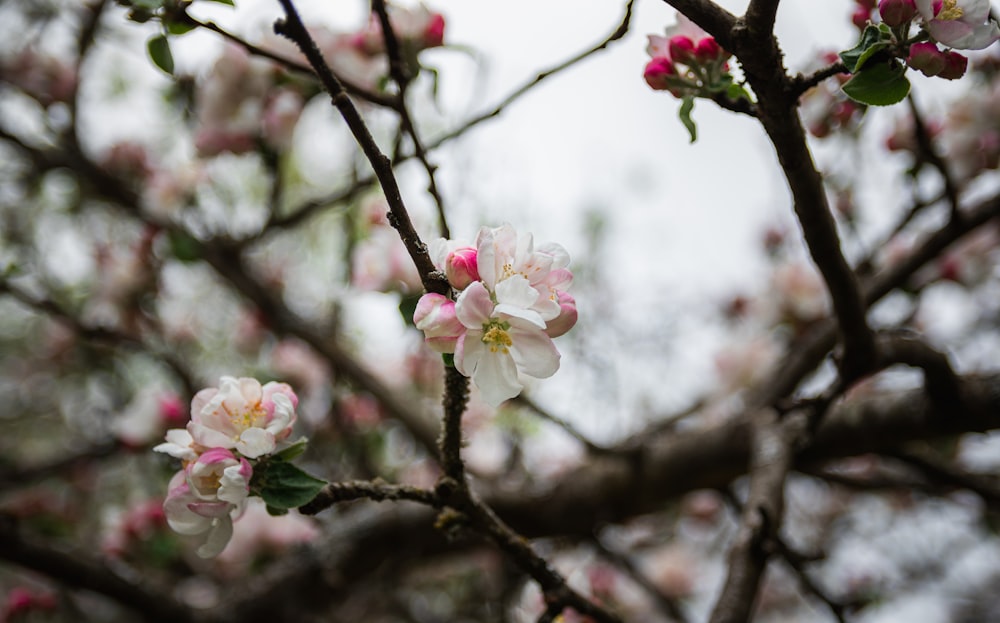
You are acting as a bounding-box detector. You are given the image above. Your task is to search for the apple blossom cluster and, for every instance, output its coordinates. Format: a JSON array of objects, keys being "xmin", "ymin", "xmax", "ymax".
[
  {"xmin": 413, "ymin": 225, "xmax": 578, "ymax": 407},
  {"xmin": 643, "ymin": 14, "xmax": 732, "ymax": 97},
  {"xmin": 853, "ymin": 0, "xmax": 999, "ymax": 81},
  {"xmin": 153, "ymin": 377, "xmax": 299, "ymax": 558}
]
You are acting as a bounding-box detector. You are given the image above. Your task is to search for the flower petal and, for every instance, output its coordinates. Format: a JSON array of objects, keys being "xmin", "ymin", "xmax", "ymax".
[
  {"xmin": 509, "ymin": 327, "xmax": 561, "ymax": 379},
  {"xmin": 472, "ymin": 348, "xmax": 522, "ymax": 406},
  {"xmin": 455, "ymin": 281, "xmax": 494, "ymax": 328}
]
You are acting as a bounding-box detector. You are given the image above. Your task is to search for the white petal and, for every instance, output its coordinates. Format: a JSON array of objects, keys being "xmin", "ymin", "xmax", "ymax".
[
  {"xmin": 235, "ymin": 428, "xmax": 274, "ymax": 458},
  {"xmin": 510, "ymin": 327, "xmax": 561, "ymax": 379},
  {"xmin": 454, "ymin": 332, "xmax": 481, "ymax": 377},
  {"xmin": 473, "ymin": 349, "xmax": 522, "ymax": 407},
  {"xmin": 455, "ymin": 281, "xmax": 494, "ymax": 328},
  {"xmin": 196, "ymin": 516, "xmax": 234, "ymax": 558},
  {"xmin": 495, "ymin": 275, "xmax": 539, "ymax": 309}
]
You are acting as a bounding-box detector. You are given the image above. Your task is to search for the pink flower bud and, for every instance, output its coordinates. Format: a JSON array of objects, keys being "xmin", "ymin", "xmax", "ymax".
[
  {"xmin": 423, "ymin": 13, "xmax": 445, "ymax": 49},
  {"xmin": 938, "ymin": 50, "xmax": 968, "ymax": 79},
  {"xmin": 668, "ymin": 35, "xmax": 696, "ymax": 64},
  {"xmin": 413, "ymin": 293, "xmax": 465, "ymax": 353},
  {"xmin": 444, "ymin": 246, "xmax": 479, "ymax": 289},
  {"xmin": 852, "ymin": 5, "xmax": 872, "ymax": 29},
  {"xmin": 545, "ymin": 291, "xmax": 578, "ymax": 338},
  {"xmin": 695, "ymin": 37, "xmax": 726, "ymax": 63},
  {"xmin": 907, "ymin": 41, "xmax": 947, "ymax": 76},
  {"xmin": 878, "ymin": 0, "xmax": 916, "ymax": 27},
  {"xmin": 644, "ymin": 57, "xmax": 677, "ymax": 91},
  {"xmin": 159, "ymin": 394, "xmax": 187, "ymax": 427}
]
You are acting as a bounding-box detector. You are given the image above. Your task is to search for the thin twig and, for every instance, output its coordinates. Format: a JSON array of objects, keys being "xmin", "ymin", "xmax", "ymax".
[
  {"xmin": 371, "ymin": 0, "xmax": 451, "ymax": 238},
  {"xmin": 273, "ymin": 0, "xmax": 447, "ymax": 294}
]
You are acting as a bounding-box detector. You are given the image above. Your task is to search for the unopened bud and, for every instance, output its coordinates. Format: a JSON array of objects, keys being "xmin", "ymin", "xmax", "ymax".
[
  {"xmin": 423, "ymin": 13, "xmax": 445, "ymax": 48},
  {"xmin": 695, "ymin": 37, "xmax": 726, "ymax": 63},
  {"xmin": 644, "ymin": 57, "xmax": 677, "ymax": 91},
  {"xmin": 668, "ymin": 35, "xmax": 696, "ymax": 64},
  {"xmin": 938, "ymin": 51, "xmax": 968, "ymax": 79},
  {"xmin": 907, "ymin": 41, "xmax": 947, "ymax": 76},
  {"xmin": 852, "ymin": 5, "xmax": 872, "ymax": 29},
  {"xmin": 444, "ymin": 246, "xmax": 479, "ymax": 290},
  {"xmin": 878, "ymin": 0, "xmax": 916, "ymax": 26}
]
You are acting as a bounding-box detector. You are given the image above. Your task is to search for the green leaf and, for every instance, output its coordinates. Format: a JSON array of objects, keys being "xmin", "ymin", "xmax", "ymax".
[
  {"xmin": 725, "ymin": 82, "xmax": 753, "ymax": 103},
  {"xmin": 442, "ymin": 352, "xmax": 455, "ymax": 367},
  {"xmin": 265, "ymin": 505, "xmax": 289, "ymax": 516},
  {"xmin": 166, "ymin": 19, "xmax": 196, "ymax": 36},
  {"xmin": 167, "ymin": 230, "xmax": 201, "ymax": 262},
  {"xmin": 841, "ymin": 60, "xmax": 911, "ymax": 106},
  {"xmin": 272, "ymin": 438, "xmax": 309, "ymax": 462},
  {"xmin": 398, "ymin": 293, "xmax": 420, "ymax": 328},
  {"xmin": 839, "ymin": 24, "xmax": 892, "ymax": 73},
  {"xmin": 251, "ymin": 460, "xmax": 326, "ymax": 510},
  {"xmin": 678, "ymin": 95, "xmax": 697, "ymax": 144},
  {"xmin": 147, "ymin": 35, "xmax": 174, "ymax": 75}
]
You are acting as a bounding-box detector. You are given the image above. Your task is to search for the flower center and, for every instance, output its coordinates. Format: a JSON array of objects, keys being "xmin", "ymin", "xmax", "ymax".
[
  {"xmin": 481, "ymin": 321, "xmax": 512, "ymax": 354},
  {"xmin": 937, "ymin": 0, "xmax": 963, "ymax": 20},
  {"xmin": 230, "ymin": 405, "xmax": 267, "ymax": 431},
  {"xmin": 194, "ymin": 471, "xmax": 221, "ymax": 494}
]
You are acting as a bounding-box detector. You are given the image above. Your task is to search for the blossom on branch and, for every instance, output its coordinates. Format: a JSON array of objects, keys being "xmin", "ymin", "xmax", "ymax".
[
  {"xmin": 154, "ymin": 377, "xmax": 316, "ymax": 558},
  {"xmin": 915, "ymin": 0, "xmax": 1000, "ymax": 50},
  {"xmin": 414, "ymin": 225, "xmax": 577, "ymax": 406},
  {"xmin": 187, "ymin": 377, "xmax": 298, "ymax": 459}
]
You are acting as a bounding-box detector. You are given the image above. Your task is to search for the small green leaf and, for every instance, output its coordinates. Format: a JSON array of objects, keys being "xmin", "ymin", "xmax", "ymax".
[
  {"xmin": 147, "ymin": 35, "xmax": 174, "ymax": 75},
  {"xmin": 725, "ymin": 82, "xmax": 753, "ymax": 103},
  {"xmin": 265, "ymin": 505, "xmax": 289, "ymax": 516},
  {"xmin": 841, "ymin": 61, "xmax": 911, "ymax": 106},
  {"xmin": 678, "ymin": 95, "xmax": 697, "ymax": 144},
  {"xmin": 251, "ymin": 460, "xmax": 327, "ymax": 510},
  {"xmin": 166, "ymin": 19, "xmax": 196, "ymax": 36},
  {"xmin": 442, "ymin": 352, "xmax": 455, "ymax": 367},
  {"xmin": 272, "ymin": 438, "xmax": 309, "ymax": 462},
  {"xmin": 840, "ymin": 24, "xmax": 892, "ymax": 72},
  {"xmin": 168, "ymin": 230, "xmax": 201, "ymax": 262},
  {"xmin": 398, "ymin": 293, "xmax": 421, "ymax": 328}
]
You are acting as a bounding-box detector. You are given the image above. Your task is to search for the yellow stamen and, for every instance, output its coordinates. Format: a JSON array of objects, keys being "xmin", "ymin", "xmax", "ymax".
[
  {"xmin": 938, "ymin": 0, "xmax": 963, "ymax": 20},
  {"xmin": 482, "ymin": 323, "xmax": 513, "ymax": 354}
]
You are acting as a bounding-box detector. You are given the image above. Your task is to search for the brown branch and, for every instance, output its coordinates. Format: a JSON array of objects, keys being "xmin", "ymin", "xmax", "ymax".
[
  {"xmin": 370, "ymin": 0, "xmax": 450, "ymax": 239},
  {"xmin": 0, "ymin": 515, "xmax": 198, "ymax": 623},
  {"xmin": 709, "ymin": 409, "xmax": 799, "ymax": 623},
  {"xmin": 179, "ymin": 12, "xmax": 395, "ymax": 108},
  {"xmin": 298, "ymin": 479, "xmax": 440, "ymax": 515},
  {"xmin": 592, "ymin": 535, "xmax": 691, "ymax": 623},
  {"xmin": 660, "ymin": 0, "xmax": 739, "ymax": 49},
  {"xmin": 744, "ymin": 0, "xmax": 782, "ymax": 40},
  {"xmin": 908, "ymin": 95, "xmax": 961, "ymax": 221},
  {"xmin": 273, "ymin": 0, "xmax": 447, "ymax": 295},
  {"xmin": 790, "ymin": 61, "xmax": 849, "ymax": 97},
  {"xmin": 426, "ymin": 0, "xmax": 636, "ymax": 149}
]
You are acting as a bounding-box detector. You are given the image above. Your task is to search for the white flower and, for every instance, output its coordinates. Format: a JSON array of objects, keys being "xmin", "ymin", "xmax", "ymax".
[
  {"xmin": 162, "ymin": 459, "xmax": 247, "ymax": 559},
  {"xmin": 454, "ymin": 278, "xmax": 560, "ymax": 406},
  {"xmin": 916, "ymin": 0, "xmax": 1000, "ymax": 49},
  {"xmin": 187, "ymin": 377, "xmax": 298, "ymax": 459},
  {"xmin": 474, "ymin": 224, "xmax": 569, "ymax": 321},
  {"xmin": 153, "ymin": 428, "xmax": 200, "ymax": 462}
]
